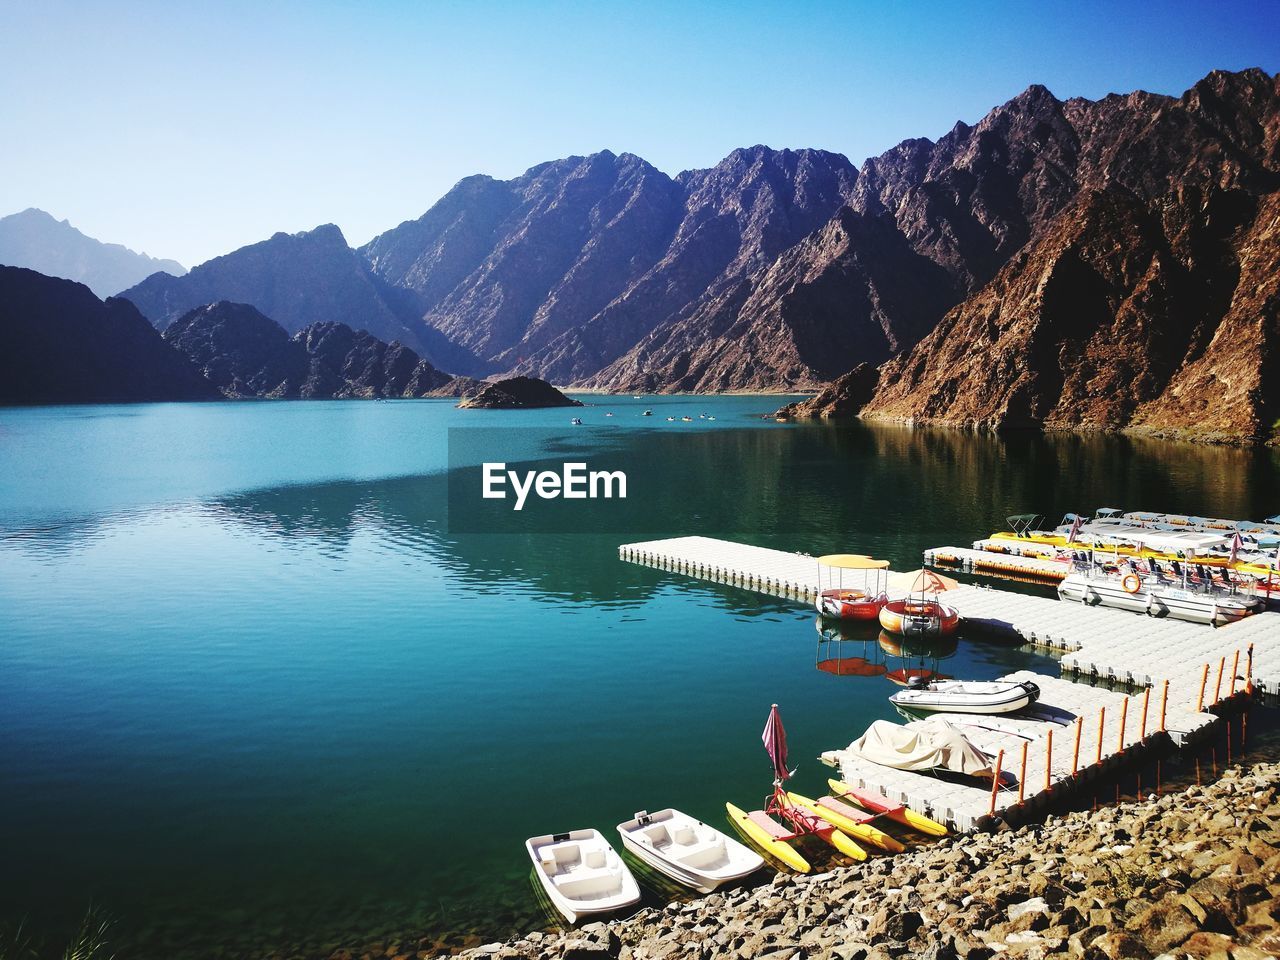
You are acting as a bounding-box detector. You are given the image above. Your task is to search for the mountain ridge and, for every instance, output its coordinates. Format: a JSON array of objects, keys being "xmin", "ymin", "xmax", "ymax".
[{"xmin": 0, "ymin": 208, "xmax": 186, "ymax": 298}]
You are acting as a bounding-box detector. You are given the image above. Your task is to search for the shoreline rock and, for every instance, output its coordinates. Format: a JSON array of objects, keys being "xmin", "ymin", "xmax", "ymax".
[{"xmin": 438, "ymin": 760, "xmax": 1280, "ymax": 960}]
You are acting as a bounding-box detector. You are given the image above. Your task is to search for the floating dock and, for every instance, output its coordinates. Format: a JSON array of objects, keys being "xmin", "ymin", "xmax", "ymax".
[
  {"xmin": 824, "ymin": 672, "xmax": 1170, "ymax": 832},
  {"xmin": 619, "ymin": 535, "xmax": 1277, "ymax": 831}
]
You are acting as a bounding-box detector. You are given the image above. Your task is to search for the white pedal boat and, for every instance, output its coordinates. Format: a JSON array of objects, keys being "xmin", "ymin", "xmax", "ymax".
[
  {"xmin": 616, "ymin": 808, "xmax": 764, "ymax": 893},
  {"xmin": 890, "ymin": 678, "xmax": 1040, "ymax": 715},
  {"xmin": 526, "ymin": 828, "xmax": 641, "ymax": 923}
]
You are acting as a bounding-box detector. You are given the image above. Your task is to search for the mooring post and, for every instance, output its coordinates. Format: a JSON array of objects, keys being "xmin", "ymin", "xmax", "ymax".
[
  {"xmin": 1229, "ymin": 649, "xmax": 1240, "ymax": 697},
  {"xmin": 1044, "ymin": 728, "xmax": 1053, "ymax": 793},
  {"xmin": 1096, "ymin": 706, "xmax": 1105, "ymax": 766},
  {"xmin": 1072, "ymin": 717, "xmax": 1082, "ymax": 776},
  {"xmin": 1018, "ymin": 741, "xmax": 1028, "ymax": 803},
  {"xmin": 989, "ymin": 749, "xmax": 1004, "ymax": 817},
  {"xmin": 1118, "ymin": 697, "xmax": 1128, "ymax": 753},
  {"xmin": 1245, "ymin": 643, "xmax": 1254, "ymax": 695},
  {"xmin": 1213, "ymin": 656, "xmax": 1225, "ymax": 705},
  {"xmin": 1197, "ymin": 664, "xmax": 1210, "ymax": 712},
  {"xmin": 1160, "ymin": 680, "xmax": 1169, "ymax": 732},
  {"xmin": 1140, "ymin": 686, "xmax": 1150, "ymax": 739}
]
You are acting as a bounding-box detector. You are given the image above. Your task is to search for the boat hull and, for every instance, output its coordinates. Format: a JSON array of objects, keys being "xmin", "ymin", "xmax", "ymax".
[
  {"xmin": 879, "ymin": 599, "xmax": 960, "ymax": 637},
  {"xmin": 616, "ymin": 810, "xmax": 763, "ymax": 894},
  {"xmin": 725, "ymin": 803, "xmax": 809, "ymax": 873},
  {"xmin": 526, "ymin": 829, "xmax": 641, "ymax": 924},
  {"xmin": 817, "ymin": 589, "xmax": 887, "ymax": 621},
  {"xmin": 827, "ymin": 779, "xmax": 947, "ymax": 837},
  {"xmin": 784, "ymin": 793, "xmax": 904, "ymax": 852},
  {"xmin": 1058, "ymin": 574, "xmax": 1257, "ymax": 625},
  {"xmin": 889, "ymin": 680, "xmax": 1038, "ymax": 716}
]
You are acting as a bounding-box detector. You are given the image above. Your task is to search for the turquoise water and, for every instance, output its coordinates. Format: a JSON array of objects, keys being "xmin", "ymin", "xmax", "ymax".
[{"xmin": 2, "ymin": 398, "xmax": 1278, "ymax": 958}]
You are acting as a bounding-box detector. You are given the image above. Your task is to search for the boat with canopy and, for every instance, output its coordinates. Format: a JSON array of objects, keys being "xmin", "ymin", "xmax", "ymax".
[
  {"xmin": 879, "ymin": 569, "xmax": 961, "ymax": 637},
  {"xmin": 815, "ymin": 554, "xmax": 890, "ymax": 621}
]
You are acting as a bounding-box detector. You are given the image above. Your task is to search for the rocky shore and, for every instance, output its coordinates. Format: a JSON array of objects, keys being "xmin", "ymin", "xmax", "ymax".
[{"xmin": 436, "ymin": 762, "xmax": 1280, "ymax": 960}]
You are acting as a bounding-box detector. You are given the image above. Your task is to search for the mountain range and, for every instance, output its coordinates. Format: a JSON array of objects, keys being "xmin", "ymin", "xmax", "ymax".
[
  {"xmin": 0, "ymin": 267, "xmax": 465, "ymax": 404},
  {"xmin": 5, "ymin": 67, "xmax": 1278, "ymax": 442},
  {"xmin": 0, "ymin": 208, "xmax": 186, "ymax": 298}
]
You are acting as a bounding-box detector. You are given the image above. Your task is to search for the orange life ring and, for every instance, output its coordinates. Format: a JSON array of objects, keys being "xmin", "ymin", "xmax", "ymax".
[{"xmin": 1121, "ymin": 573, "xmax": 1142, "ymax": 594}]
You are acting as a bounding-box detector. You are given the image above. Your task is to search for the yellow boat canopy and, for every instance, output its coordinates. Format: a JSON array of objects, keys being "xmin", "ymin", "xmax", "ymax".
[{"xmin": 817, "ymin": 554, "xmax": 890, "ymax": 569}]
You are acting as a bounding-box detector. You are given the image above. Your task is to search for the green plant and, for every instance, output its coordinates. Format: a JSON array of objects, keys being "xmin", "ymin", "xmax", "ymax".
[{"xmin": 60, "ymin": 910, "xmax": 113, "ymax": 960}]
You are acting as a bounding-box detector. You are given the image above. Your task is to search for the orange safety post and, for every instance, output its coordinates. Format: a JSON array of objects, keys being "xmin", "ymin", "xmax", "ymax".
[
  {"xmin": 1214, "ymin": 656, "xmax": 1225, "ymax": 705},
  {"xmin": 1230, "ymin": 649, "xmax": 1240, "ymax": 697},
  {"xmin": 1072, "ymin": 716, "xmax": 1083, "ymax": 776},
  {"xmin": 1242, "ymin": 710, "xmax": 1248, "ymax": 746},
  {"xmin": 1160, "ymin": 680, "xmax": 1169, "ymax": 731},
  {"xmin": 1140, "ymin": 687, "xmax": 1150, "ymax": 739},
  {"xmin": 1226, "ymin": 713, "xmax": 1232, "ymax": 763},
  {"xmin": 1044, "ymin": 728, "xmax": 1054, "ymax": 793},
  {"xmin": 989, "ymin": 749, "xmax": 1004, "ymax": 817},
  {"xmin": 1018, "ymin": 740, "xmax": 1028, "ymax": 803},
  {"xmin": 1096, "ymin": 706, "xmax": 1106, "ymax": 765},
  {"xmin": 1117, "ymin": 697, "xmax": 1128, "ymax": 754},
  {"xmin": 1197, "ymin": 664, "xmax": 1210, "ymax": 712}
]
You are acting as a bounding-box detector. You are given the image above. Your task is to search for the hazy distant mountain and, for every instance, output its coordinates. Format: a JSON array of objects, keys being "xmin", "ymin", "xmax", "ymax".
[
  {"xmin": 0, "ymin": 265, "xmax": 218, "ymax": 405},
  {"xmin": 118, "ymin": 224, "xmax": 469, "ymax": 370},
  {"xmin": 162, "ymin": 300, "xmax": 461, "ymax": 399},
  {"xmin": 0, "ymin": 208, "xmax": 186, "ymax": 298}
]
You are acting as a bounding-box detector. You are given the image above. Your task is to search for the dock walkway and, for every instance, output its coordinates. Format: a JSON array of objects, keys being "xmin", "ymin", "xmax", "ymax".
[{"xmin": 619, "ymin": 535, "xmax": 1277, "ymax": 831}]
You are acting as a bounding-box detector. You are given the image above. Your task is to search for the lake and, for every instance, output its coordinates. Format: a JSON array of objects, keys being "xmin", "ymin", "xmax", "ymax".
[{"xmin": 2, "ymin": 397, "xmax": 1277, "ymax": 958}]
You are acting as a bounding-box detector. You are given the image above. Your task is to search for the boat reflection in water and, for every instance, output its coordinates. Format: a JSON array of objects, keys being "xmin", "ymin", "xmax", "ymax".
[
  {"xmin": 814, "ymin": 619, "xmax": 957, "ymax": 684},
  {"xmin": 878, "ymin": 631, "xmax": 958, "ymax": 687}
]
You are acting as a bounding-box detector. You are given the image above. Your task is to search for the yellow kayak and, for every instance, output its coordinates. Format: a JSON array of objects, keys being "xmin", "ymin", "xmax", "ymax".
[
  {"xmin": 725, "ymin": 802, "xmax": 809, "ymax": 873},
  {"xmin": 785, "ymin": 792, "xmax": 904, "ymax": 852},
  {"xmin": 828, "ymin": 778, "xmax": 948, "ymax": 837}
]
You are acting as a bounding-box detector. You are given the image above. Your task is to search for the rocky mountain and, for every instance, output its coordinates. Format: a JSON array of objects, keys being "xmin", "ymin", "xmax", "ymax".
[
  {"xmin": 363, "ymin": 146, "xmax": 857, "ymax": 383},
  {"xmin": 456, "ymin": 376, "xmax": 582, "ymax": 409},
  {"xmin": 162, "ymin": 301, "xmax": 458, "ymax": 399},
  {"xmin": 775, "ymin": 363, "xmax": 880, "ymax": 419},
  {"xmin": 0, "ymin": 265, "xmax": 219, "ymax": 405},
  {"xmin": 118, "ymin": 224, "xmax": 459, "ymax": 366},
  {"xmin": 0, "ymin": 208, "xmax": 186, "ymax": 298},
  {"xmin": 861, "ymin": 68, "xmax": 1280, "ymax": 444}
]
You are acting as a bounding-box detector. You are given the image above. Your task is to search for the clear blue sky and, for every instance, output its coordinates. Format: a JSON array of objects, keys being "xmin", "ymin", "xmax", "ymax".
[{"xmin": 2, "ymin": 0, "xmax": 1277, "ymax": 267}]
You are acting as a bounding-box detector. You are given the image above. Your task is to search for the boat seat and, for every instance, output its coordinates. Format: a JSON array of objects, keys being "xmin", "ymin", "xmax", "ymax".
[
  {"xmin": 671, "ymin": 825, "xmax": 698, "ymax": 846},
  {"xmin": 643, "ymin": 824, "xmax": 672, "ymax": 849},
  {"xmin": 679, "ymin": 837, "xmax": 730, "ymax": 870},
  {"xmin": 536, "ymin": 840, "xmax": 582, "ymax": 874},
  {"xmin": 554, "ymin": 869, "xmax": 622, "ymax": 900}
]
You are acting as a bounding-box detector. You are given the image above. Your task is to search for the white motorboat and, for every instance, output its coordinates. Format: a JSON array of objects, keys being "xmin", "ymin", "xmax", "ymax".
[
  {"xmin": 526, "ymin": 828, "xmax": 641, "ymax": 923},
  {"xmin": 889, "ymin": 678, "xmax": 1040, "ymax": 716},
  {"xmin": 1058, "ymin": 572, "xmax": 1259, "ymax": 625},
  {"xmin": 616, "ymin": 808, "xmax": 764, "ymax": 893}
]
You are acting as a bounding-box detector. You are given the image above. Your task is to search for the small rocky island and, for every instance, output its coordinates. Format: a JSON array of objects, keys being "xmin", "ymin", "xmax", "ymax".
[{"xmin": 457, "ymin": 376, "xmax": 582, "ymax": 409}]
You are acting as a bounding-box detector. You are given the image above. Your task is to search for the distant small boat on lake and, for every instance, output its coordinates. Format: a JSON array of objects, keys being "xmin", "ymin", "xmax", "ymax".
[
  {"xmin": 642, "ymin": 409, "xmax": 653, "ymax": 416},
  {"xmin": 571, "ymin": 417, "xmax": 583, "ymax": 425}
]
